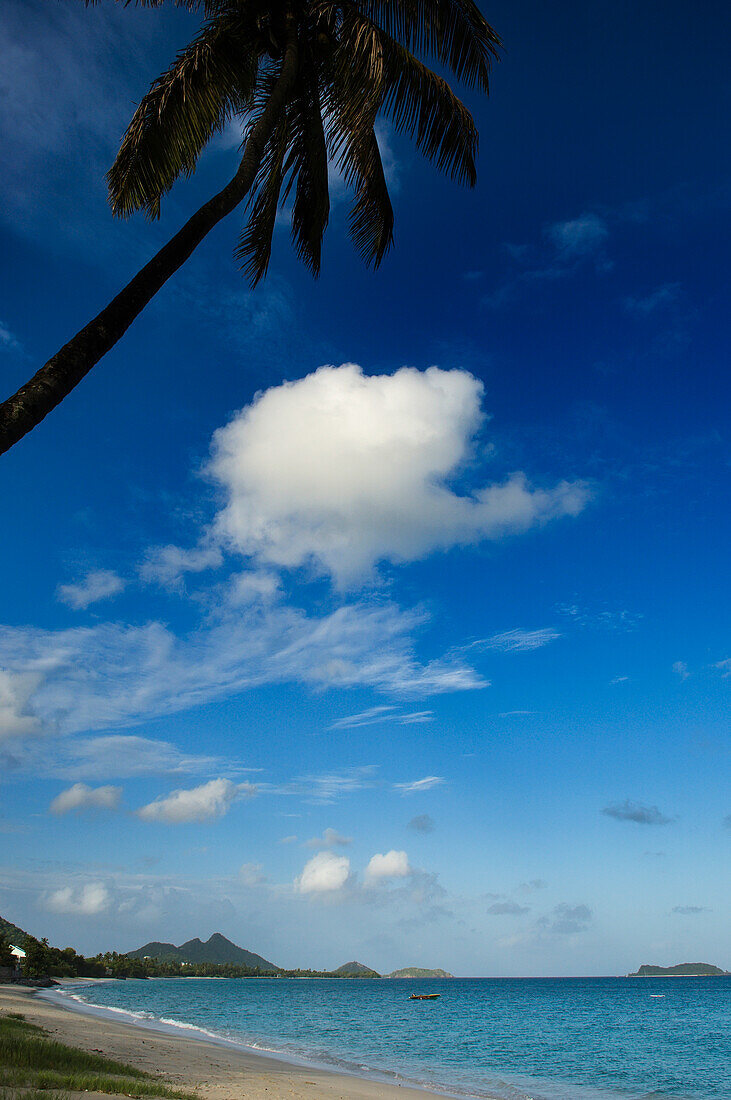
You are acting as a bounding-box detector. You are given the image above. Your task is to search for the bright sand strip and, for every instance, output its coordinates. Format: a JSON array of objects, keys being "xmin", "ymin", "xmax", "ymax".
[{"xmin": 0, "ymin": 983, "xmax": 447, "ymax": 1100}]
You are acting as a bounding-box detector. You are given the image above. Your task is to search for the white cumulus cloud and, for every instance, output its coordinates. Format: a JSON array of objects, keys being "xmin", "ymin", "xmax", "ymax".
[
  {"xmin": 365, "ymin": 849, "xmax": 411, "ymax": 881},
  {"xmin": 49, "ymin": 782, "xmax": 121, "ymax": 814},
  {"xmin": 46, "ymin": 882, "xmax": 111, "ymax": 915},
  {"xmin": 57, "ymin": 569, "xmax": 125, "ymax": 610},
  {"xmin": 137, "ymin": 778, "xmax": 254, "ymax": 824},
  {"xmin": 295, "ymin": 851, "xmax": 350, "ymax": 894},
  {"xmin": 208, "ymin": 364, "xmax": 589, "ymax": 585}
]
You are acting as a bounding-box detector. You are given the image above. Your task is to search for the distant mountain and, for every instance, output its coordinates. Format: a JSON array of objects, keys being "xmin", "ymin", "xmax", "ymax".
[
  {"xmin": 332, "ymin": 960, "xmax": 381, "ymax": 977},
  {"xmin": 628, "ymin": 962, "xmax": 728, "ymax": 977},
  {"xmin": 388, "ymin": 967, "xmax": 453, "ymax": 978},
  {"xmin": 127, "ymin": 933, "xmax": 277, "ymax": 971}
]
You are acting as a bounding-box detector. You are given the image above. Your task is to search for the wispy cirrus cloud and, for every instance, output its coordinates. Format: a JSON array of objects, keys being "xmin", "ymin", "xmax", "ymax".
[
  {"xmin": 0, "ymin": 598, "xmax": 483, "ymax": 748},
  {"xmin": 291, "ymin": 767, "xmax": 378, "ymax": 804},
  {"xmin": 329, "ymin": 705, "xmax": 433, "ymax": 730},
  {"xmin": 624, "ymin": 283, "xmax": 681, "ymax": 315},
  {"xmin": 473, "ymin": 628, "xmax": 561, "ymax": 652},
  {"xmin": 486, "ymin": 212, "xmax": 610, "ymax": 308},
  {"xmin": 394, "ymin": 776, "xmax": 445, "ymax": 795}
]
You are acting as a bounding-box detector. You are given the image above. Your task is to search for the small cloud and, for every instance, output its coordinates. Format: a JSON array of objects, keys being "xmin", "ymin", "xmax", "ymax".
[
  {"xmin": 547, "ymin": 213, "xmax": 608, "ymax": 258},
  {"xmin": 538, "ymin": 903, "xmax": 593, "ymax": 935},
  {"xmin": 486, "ymin": 901, "xmax": 530, "ymax": 916},
  {"xmin": 714, "ymin": 658, "xmax": 731, "ymax": 678},
  {"xmin": 240, "ymin": 862, "xmax": 266, "ymax": 887},
  {"xmin": 137, "ymin": 778, "xmax": 255, "ymax": 824},
  {"xmin": 306, "ymin": 827, "xmax": 353, "ymax": 849},
  {"xmin": 279, "ymin": 834, "xmax": 299, "ymax": 844},
  {"xmin": 49, "ymin": 782, "xmax": 121, "ymax": 815},
  {"xmin": 610, "ymin": 676, "xmax": 630, "ymax": 685},
  {"xmin": 330, "ymin": 706, "xmax": 433, "ymax": 730},
  {"xmin": 296, "ymin": 766, "xmax": 378, "ymax": 803},
  {"xmin": 365, "ymin": 850, "xmax": 411, "ymax": 882},
  {"xmin": 46, "ymin": 882, "xmax": 110, "ymax": 916},
  {"xmin": 673, "ymin": 661, "xmax": 690, "ymax": 680},
  {"xmin": 408, "ymin": 814, "xmax": 435, "ymax": 833},
  {"xmin": 624, "ymin": 283, "xmax": 680, "ymax": 315},
  {"xmin": 0, "ymin": 320, "xmax": 22, "ymax": 353},
  {"xmin": 295, "ymin": 851, "xmax": 350, "ymax": 894},
  {"xmin": 139, "ymin": 543, "xmax": 223, "ymax": 589},
  {"xmin": 515, "ymin": 879, "xmax": 548, "ymax": 893},
  {"xmin": 57, "ymin": 569, "xmax": 124, "ymax": 610},
  {"xmin": 394, "ymin": 776, "xmax": 444, "ymax": 795},
  {"xmin": 602, "ymin": 800, "xmax": 675, "ymax": 826},
  {"xmin": 671, "ymin": 905, "xmax": 710, "ymax": 915},
  {"xmin": 474, "ymin": 628, "xmax": 561, "ymax": 653},
  {"xmin": 0, "ymin": 669, "xmax": 42, "ymax": 740},
  {"xmin": 329, "ymin": 706, "xmax": 398, "ymax": 730}
]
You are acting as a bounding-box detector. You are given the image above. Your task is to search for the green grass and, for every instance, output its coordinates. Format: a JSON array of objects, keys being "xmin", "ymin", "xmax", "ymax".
[{"xmin": 0, "ymin": 1014, "xmax": 198, "ymax": 1100}]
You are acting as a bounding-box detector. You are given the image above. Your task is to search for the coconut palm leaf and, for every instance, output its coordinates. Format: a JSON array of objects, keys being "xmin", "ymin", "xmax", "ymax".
[{"xmin": 108, "ymin": 12, "xmax": 257, "ymax": 217}]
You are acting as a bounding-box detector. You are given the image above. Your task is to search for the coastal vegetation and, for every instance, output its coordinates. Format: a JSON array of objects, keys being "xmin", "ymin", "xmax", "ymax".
[
  {"xmin": 0, "ymin": 0, "xmax": 501, "ymax": 454},
  {"xmin": 0, "ymin": 1012, "xmax": 197, "ymax": 1100},
  {"xmin": 1, "ymin": 918, "xmax": 449, "ymax": 981}
]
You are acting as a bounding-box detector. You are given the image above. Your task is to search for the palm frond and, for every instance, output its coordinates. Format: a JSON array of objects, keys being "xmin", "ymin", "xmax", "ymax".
[
  {"xmin": 356, "ymin": 0, "xmax": 501, "ymax": 91},
  {"xmin": 379, "ymin": 36, "xmax": 477, "ymax": 184},
  {"xmin": 283, "ymin": 71, "xmax": 330, "ymax": 276},
  {"xmin": 108, "ymin": 12, "xmax": 257, "ymax": 217},
  {"xmin": 235, "ymin": 111, "xmax": 290, "ymax": 284},
  {"xmin": 346, "ymin": 129, "xmax": 394, "ymax": 266}
]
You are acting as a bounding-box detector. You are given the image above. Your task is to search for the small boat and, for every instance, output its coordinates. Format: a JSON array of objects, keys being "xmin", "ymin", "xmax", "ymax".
[{"xmin": 410, "ymin": 993, "xmax": 441, "ymax": 1000}]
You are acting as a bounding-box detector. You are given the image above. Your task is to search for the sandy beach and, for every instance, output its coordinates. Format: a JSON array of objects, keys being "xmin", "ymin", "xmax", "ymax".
[{"xmin": 0, "ymin": 983, "xmax": 445, "ymax": 1100}]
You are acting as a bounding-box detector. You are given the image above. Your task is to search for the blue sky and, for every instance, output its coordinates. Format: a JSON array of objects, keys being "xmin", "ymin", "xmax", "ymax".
[{"xmin": 0, "ymin": 0, "xmax": 728, "ymax": 976}]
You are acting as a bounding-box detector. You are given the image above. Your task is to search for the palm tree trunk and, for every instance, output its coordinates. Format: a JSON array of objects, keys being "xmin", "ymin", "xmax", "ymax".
[{"xmin": 0, "ymin": 31, "xmax": 299, "ymax": 458}]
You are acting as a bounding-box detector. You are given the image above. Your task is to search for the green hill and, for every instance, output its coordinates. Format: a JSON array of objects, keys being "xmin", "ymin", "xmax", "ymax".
[
  {"xmin": 629, "ymin": 962, "xmax": 728, "ymax": 977},
  {"xmin": 332, "ymin": 960, "xmax": 381, "ymax": 977},
  {"xmin": 388, "ymin": 967, "xmax": 453, "ymax": 978},
  {"xmin": 0, "ymin": 913, "xmax": 29, "ymax": 947},
  {"xmin": 127, "ymin": 933, "xmax": 277, "ymax": 971}
]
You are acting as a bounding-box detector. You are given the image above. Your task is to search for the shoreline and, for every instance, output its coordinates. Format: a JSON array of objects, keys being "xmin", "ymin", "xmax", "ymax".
[{"xmin": 0, "ymin": 982, "xmax": 458, "ymax": 1100}]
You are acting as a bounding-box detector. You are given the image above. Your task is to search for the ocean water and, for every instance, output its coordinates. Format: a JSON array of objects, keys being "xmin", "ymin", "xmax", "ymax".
[{"xmin": 49, "ymin": 976, "xmax": 730, "ymax": 1100}]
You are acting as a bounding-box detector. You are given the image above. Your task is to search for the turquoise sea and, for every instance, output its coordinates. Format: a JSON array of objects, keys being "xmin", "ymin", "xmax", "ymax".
[{"xmin": 48, "ymin": 976, "xmax": 730, "ymax": 1100}]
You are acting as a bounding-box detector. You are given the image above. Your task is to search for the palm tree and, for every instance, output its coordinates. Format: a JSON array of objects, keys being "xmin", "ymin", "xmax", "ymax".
[{"xmin": 0, "ymin": 0, "xmax": 500, "ymax": 456}]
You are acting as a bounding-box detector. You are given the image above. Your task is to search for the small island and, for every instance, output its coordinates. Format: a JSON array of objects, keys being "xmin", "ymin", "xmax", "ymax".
[
  {"xmin": 388, "ymin": 967, "xmax": 453, "ymax": 979},
  {"xmin": 628, "ymin": 962, "xmax": 729, "ymax": 977}
]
